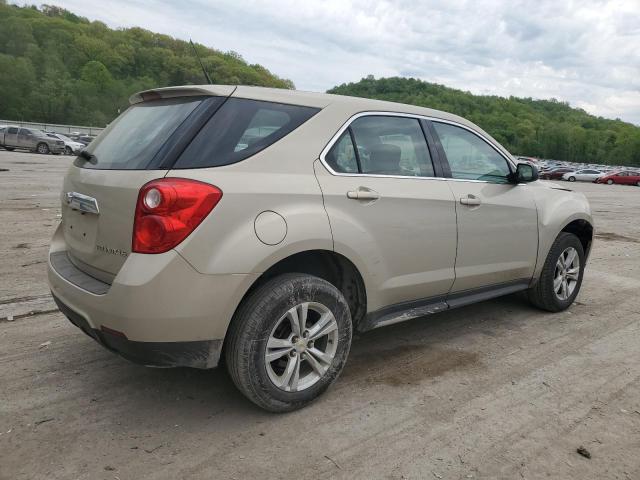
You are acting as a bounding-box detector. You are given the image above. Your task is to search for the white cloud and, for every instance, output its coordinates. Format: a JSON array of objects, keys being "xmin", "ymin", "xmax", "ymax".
[{"xmin": 34, "ymin": 0, "xmax": 640, "ymax": 124}]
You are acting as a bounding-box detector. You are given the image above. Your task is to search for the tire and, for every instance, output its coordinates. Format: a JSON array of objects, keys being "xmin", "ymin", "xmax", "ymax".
[
  {"xmin": 568, "ymin": 176, "xmax": 576, "ymax": 182},
  {"xmin": 36, "ymin": 142, "xmax": 50, "ymax": 154},
  {"xmin": 607, "ymin": 179, "xmax": 613, "ymax": 185},
  {"xmin": 637, "ymin": 181, "xmax": 640, "ymax": 187},
  {"xmin": 65, "ymin": 146, "xmax": 72, "ymax": 155},
  {"xmin": 4, "ymin": 146, "xmax": 14, "ymax": 151},
  {"xmin": 225, "ymin": 273, "xmax": 352, "ymax": 412},
  {"xmin": 528, "ymin": 232, "xmax": 585, "ymax": 312}
]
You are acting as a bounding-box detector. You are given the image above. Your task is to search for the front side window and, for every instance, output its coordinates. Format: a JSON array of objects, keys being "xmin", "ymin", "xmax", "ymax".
[
  {"xmin": 174, "ymin": 98, "xmax": 319, "ymax": 169},
  {"xmin": 325, "ymin": 116, "xmax": 434, "ymax": 177},
  {"xmin": 433, "ymin": 122, "xmax": 511, "ymax": 183}
]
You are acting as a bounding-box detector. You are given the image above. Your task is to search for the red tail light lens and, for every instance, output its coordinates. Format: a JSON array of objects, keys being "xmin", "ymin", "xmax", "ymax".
[{"xmin": 133, "ymin": 178, "xmax": 222, "ymax": 254}]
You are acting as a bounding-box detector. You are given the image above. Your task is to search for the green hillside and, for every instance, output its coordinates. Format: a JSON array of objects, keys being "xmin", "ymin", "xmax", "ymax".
[
  {"xmin": 329, "ymin": 76, "xmax": 640, "ymax": 166},
  {"xmin": 0, "ymin": 2, "xmax": 292, "ymax": 126}
]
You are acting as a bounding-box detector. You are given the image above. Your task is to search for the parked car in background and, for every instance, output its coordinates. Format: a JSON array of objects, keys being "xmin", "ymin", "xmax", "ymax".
[
  {"xmin": 562, "ymin": 169, "xmax": 603, "ymax": 182},
  {"xmin": 540, "ymin": 167, "xmax": 573, "ymax": 180},
  {"xmin": 596, "ymin": 171, "xmax": 640, "ymax": 186},
  {"xmin": 0, "ymin": 127, "xmax": 65, "ymax": 154},
  {"xmin": 46, "ymin": 133, "xmax": 85, "ymax": 155},
  {"xmin": 68, "ymin": 134, "xmax": 95, "ymax": 146},
  {"xmin": 48, "ymin": 84, "xmax": 594, "ymax": 412}
]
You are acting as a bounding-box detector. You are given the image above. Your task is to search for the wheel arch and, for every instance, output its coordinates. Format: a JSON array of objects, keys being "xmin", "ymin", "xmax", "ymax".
[
  {"xmin": 224, "ymin": 249, "xmax": 368, "ymax": 351},
  {"xmin": 560, "ymin": 218, "xmax": 594, "ymax": 258}
]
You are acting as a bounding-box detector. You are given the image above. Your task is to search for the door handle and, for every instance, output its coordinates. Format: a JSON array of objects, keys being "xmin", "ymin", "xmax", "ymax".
[
  {"xmin": 347, "ymin": 187, "xmax": 380, "ymax": 201},
  {"xmin": 460, "ymin": 195, "xmax": 481, "ymax": 206}
]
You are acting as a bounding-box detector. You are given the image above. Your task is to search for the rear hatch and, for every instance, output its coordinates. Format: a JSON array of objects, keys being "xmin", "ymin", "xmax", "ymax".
[{"xmin": 60, "ymin": 87, "xmax": 233, "ymax": 281}]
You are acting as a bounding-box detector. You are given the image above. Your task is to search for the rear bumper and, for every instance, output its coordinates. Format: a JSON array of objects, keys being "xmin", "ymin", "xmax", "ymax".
[
  {"xmin": 47, "ymin": 225, "xmax": 258, "ymax": 368},
  {"xmin": 52, "ymin": 293, "xmax": 222, "ymax": 368}
]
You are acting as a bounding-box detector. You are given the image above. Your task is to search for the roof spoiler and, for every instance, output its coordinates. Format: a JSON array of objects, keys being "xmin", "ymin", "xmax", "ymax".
[{"xmin": 129, "ymin": 85, "xmax": 236, "ymax": 105}]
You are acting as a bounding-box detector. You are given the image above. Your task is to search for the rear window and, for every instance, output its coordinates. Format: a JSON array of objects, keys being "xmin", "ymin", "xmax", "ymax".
[
  {"xmin": 172, "ymin": 98, "xmax": 319, "ymax": 169},
  {"xmin": 77, "ymin": 97, "xmax": 205, "ymax": 170}
]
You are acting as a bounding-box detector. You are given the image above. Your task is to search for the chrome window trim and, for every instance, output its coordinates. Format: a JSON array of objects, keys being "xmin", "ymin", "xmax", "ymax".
[{"xmin": 318, "ymin": 111, "xmax": 517, "ymax": 183}]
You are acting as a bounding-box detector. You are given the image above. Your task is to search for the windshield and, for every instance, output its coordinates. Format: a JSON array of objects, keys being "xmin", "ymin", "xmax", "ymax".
[{"xmin": 77, "ymin": 97, "xmax": 205, "ymax": 170}]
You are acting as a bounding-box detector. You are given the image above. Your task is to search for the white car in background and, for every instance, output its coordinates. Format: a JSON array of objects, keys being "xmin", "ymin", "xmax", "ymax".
[
  {"xmin": 562, "ymin": 169, "xmax": 603, "ymax": 182},
  {"xmin": 46, "ymin": 133, "xmax": 85, "ymax": 155}
]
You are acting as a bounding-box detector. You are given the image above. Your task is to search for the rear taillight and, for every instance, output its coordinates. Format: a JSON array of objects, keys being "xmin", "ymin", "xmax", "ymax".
[{"xmin": 132, "ymin": 178, "xmax": 222, "ymax": 254}]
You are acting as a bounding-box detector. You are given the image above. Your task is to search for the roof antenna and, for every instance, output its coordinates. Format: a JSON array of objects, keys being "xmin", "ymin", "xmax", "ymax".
[{"xmin": 190, "ymin": 39, "xmax": 213, "ymax": 84}]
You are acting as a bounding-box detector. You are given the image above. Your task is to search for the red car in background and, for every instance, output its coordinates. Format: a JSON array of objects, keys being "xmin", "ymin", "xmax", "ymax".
[
  {"xmin": 596, "ymin": 171, "xmax": 640, "ymax": 186},
  {"xmin": 540, "ymin": 167, "xmax": 574, "ymax": 180}
]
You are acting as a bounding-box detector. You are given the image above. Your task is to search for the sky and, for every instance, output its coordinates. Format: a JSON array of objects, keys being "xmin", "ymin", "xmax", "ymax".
[{"xmin": 41, "ymin": 0, "xmax": 640, "ymax": 124}]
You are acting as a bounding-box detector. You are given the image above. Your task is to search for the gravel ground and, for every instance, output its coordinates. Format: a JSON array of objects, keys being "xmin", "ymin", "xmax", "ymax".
[{"xmin": 1, "ymin": 150, "xmax": 639, "ymax": 480}]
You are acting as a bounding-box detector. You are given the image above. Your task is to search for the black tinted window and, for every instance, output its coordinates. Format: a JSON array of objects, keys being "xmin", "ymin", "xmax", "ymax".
[
  {"xmin": 433, "ymin": 122, "xmax": 511, "ymax": 183},
  {"xmin": 78, "ymin": 97, "xmax": 204, "ymax": 170},
  {"xmin": 174, "ymin": 98, "xmax": 319, "ymax": 169},
  {"xmin": 7, "ymin": 127, "xmax": 18, "ymax": 134},
  {"xmin": 349, "ymin": 116, "xmax": 434, "ymax": 177}
]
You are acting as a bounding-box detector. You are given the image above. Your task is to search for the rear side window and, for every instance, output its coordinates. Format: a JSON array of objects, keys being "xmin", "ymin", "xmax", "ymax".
[
  {"xmin": 325, "ymin": 116, "xmax": 435, "ymax": 177},
  {"xmin": 173, "ymin": 98, "xmax": 319, "ymax": 169},
  {"xmin": 7, "ymin": 127, "xmax": 18, "ymax": 134},
  {"xmin": 77, "ymin": 97, "xmax": 205, "ymax": 170}
]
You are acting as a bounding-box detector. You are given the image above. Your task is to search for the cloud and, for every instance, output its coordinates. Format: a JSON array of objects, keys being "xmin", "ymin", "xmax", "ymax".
[{"xmin": 37, "ymin": 0, "xmax": 640, "ymax": 124}]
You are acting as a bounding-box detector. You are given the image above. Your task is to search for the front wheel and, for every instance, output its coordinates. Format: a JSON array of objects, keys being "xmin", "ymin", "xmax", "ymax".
[
  {"xmin": 65, "ymin": 146, "xmax": 72, "ymax": 155},
  {"xmin": 225, "ymin": 273, "xmax": 352, "ymax": 412},
  {"xmin": 36, "ymin": 142, "xmax": 50, "ymax": 154},
  {"xmin": 568, "ymin": 176, "xmax": 576, "ymax": 182},
  {"xmin": 4, "ymin": 146, "xmax": 14, "ymax": 151},
  {"xmin": 528, "ymin": 232, "xmax": 585, "ymax": 312},
  {"xmin": 607, "ymin": 179, "xmax": 614, "ymax": 185}
]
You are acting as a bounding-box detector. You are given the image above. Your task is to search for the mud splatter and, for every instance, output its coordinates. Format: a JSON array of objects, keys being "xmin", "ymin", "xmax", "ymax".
[
  {"xmin": 595, "ymin": 232, "xmax": 639, "ymax": 244},
  {"xmin": 344, "ymin": 343, "xmax": 480, "ymax": 386}
]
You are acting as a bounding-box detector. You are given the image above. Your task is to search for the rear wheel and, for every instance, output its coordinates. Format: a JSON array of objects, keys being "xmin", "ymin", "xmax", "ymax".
[
  {"xmin": 65, "ymin": 146, "xmax": 72, "ymax": 155},
  {"xmin": 225, "ymin": 273, "xmax": 352, "ymax": 412},
  {"xmin": 4, "ymin": 146, "xmax": 14, "ymax": 151},
  {"xmin": 36, "ymin": 142, "xmax": 49, "ymax": 154},
  {"xmin": 528, "ymin": 232, "xmax": 585, "ymax": 312}
]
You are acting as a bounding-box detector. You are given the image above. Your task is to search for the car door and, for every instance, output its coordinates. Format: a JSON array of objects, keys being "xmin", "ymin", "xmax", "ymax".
[
  {"xmin": 315, "ymin": 114, "xmax": 457, "ymax": 311},
  {"xmin": 429, "ymin": 120, "xmax": 538, "ymax": 292},
  {"xmin": 17, "ymin": 129, "xmax": 33, "ymax": 149},
  {"xmin": 5, "ymin": 127, "xmax": 19, "ymax": 146}
]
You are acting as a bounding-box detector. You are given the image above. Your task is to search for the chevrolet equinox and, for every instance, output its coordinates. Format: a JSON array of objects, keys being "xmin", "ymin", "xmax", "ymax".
[{"xmin": 48, "ymin": 85, "xmax": 594, "ymax": 412}]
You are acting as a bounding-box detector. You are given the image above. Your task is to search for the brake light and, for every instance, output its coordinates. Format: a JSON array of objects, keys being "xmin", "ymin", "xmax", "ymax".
[{"xmin": 132, "ymin": 178, "xmax": 222, "ymax": 254}]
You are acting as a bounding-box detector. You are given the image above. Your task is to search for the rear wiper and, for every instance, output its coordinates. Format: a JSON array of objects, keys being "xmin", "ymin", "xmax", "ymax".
[{"xmin": 78, "ymin": 150, "xmax": 98, "ymax": 165}]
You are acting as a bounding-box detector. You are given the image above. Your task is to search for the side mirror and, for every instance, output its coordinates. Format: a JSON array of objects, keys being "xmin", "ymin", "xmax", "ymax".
[{"xmin": 511, "ymin": 163, "xmax": 538, "ymax": 183}]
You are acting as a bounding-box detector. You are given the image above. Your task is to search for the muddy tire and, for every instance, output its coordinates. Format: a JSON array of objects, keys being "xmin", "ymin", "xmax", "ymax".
[
  {"xmin": 225, "ymin": 273, "xmax": 352, "ymax": 412},
  {"xmin": 528, "ymin": 232, "xmax": 585, "ymax": 312}
]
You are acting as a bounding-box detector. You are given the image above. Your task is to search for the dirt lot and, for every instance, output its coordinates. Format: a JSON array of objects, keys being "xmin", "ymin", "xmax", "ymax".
[{"xmin": 1, "ymin": 149, "xmax": 639, "ymax": 480}]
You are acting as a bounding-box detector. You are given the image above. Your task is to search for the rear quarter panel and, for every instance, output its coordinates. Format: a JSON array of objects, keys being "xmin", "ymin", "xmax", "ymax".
[{"xmin": 170, "ymin": 106, "xmax": 344, "ymax": 275}]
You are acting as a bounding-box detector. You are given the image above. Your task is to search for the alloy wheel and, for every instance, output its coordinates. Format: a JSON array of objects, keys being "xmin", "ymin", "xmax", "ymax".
[
  {"xmin": 265, "ymin": 302, "xmax": 338, "ymax": 392},
  {"xmin": 554, "ymin": 247, "xmax": 580, "ymax": 301}
]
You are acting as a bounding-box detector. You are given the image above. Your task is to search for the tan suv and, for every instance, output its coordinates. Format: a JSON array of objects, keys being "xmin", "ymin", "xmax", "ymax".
[{"xmin": 48, "ymin": 85, "xmax": 593, "ymax": 411}]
